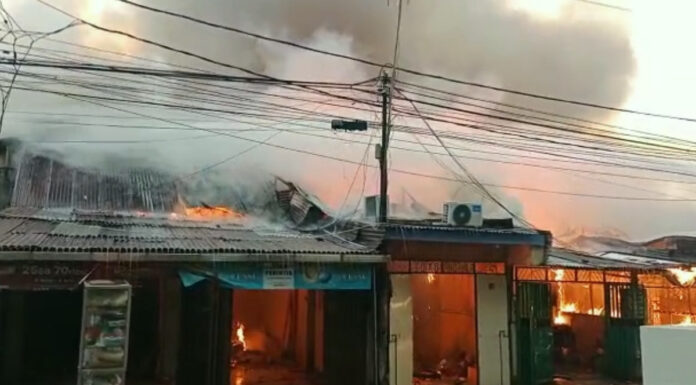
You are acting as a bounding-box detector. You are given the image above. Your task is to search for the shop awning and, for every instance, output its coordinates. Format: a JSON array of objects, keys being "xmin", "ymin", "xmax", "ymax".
[{"xmin": 179, "ymin": 262, "xmax": 373, "ymax": 290}]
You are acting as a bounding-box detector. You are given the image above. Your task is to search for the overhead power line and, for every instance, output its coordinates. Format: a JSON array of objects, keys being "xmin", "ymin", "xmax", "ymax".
[
  {"xmin": 574, "ymin": 0, "xmax": 632, "ymax": 12},
  {"xmin": 11, "ymin": 73, "xmax": 695, "ymax": 203},
  {"xmin": 394, "ymin": 87, "xmax": 536, "ymax": 228},
  {"xmin": 9, "ymin": 67, "xmax": 696, "ymax": 181},
  {"xmin": 35, "ymin": 0, "xmax": 381, "ymax": 111},
  {"xmin": 0, "ymin": 58, "xmax": 371, "ymax": 87},
  {"xmin": 112, "ymin": 0, "xmax": 695, "ymax": 123},
  {"xmin": 9, "ymin": 54, "xmax": 694, "ymax": 164}
]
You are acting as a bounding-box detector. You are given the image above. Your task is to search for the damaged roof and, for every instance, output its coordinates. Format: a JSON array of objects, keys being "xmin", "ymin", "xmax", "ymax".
[
  {"xmin": 11, "ymin": 151, "xmax": 178, "ymax": 212},
  {"xmin": 0, "ymin": 207, "xmax": 383, "ymax": 261},
  {"xmin": 547, "ymin": 247, "xmax": 682, "ymax": 269}
]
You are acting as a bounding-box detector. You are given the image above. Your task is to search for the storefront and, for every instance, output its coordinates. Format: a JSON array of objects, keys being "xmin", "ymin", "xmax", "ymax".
[
  {"xmin": 179, "ymin": 261, "xmax": 388, "ymax": 385},
  {"xmin": 0, "ymin": 261, "xmax": 167, "ymax": 385},
  {"xmin": 514, "ymin": 248, "xmax": 696, "ymax": 385},
  {"xmin": 383, "ymin": 222, "xmax": 550, "ymax": 385}
]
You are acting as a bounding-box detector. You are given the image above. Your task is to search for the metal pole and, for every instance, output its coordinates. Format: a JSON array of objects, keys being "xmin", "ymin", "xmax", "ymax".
[
  {"xmin": 373, "ymin": 265, "xmax": 380, "ymax": 385},
  {"xmin": 379, "ymin": 72, "xmax": 390, "ymax": 223}
]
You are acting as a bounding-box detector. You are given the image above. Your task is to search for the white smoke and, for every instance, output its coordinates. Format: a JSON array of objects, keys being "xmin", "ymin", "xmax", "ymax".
[{"xmin": 6, "ymin": 0, "xmax": 681, "ymax": 238}]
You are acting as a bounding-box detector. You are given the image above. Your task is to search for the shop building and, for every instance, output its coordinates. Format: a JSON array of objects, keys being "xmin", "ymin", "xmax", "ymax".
[
  {"xmin": 0, "ymin": 207, "xmax": 386, "ymax": 385},
  {"xmin": 513, "ymin": 247, "xmax": 696, "ymax": 385},
  {"xmin": 383, "ymin": 220, "xmax": 550, "ymax": 385}
]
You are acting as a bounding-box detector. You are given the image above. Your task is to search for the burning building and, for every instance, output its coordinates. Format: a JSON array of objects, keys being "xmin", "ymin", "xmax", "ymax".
[
  {"xmin": 0, "ymin": 140, "xmax": 388, "ymax": 385},
  {"xmin": 383, "ymin": 219, "xmax": 551, "ymax": 385},
  {"xmin": 513, "ymin": 247, "xmax": 696, "ymax": 384},
  {"xmin": 272, "ymin": 182, "xmax": 556, "ymax": 385}
]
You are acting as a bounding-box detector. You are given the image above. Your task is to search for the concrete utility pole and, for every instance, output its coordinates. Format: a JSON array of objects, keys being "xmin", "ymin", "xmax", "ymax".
[{"xmin": 331, "ymin": 71, "xmax": 391, "ymax": 223}]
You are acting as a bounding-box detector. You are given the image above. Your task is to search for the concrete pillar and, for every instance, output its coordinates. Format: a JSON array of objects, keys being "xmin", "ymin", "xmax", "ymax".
[
  {"xmin": 2, "ymin": 291, "xmax": 24, "ymax": 385},
  {"xmin": 157, "ymin": 276, "xmax": 181, "ymax": 384}
]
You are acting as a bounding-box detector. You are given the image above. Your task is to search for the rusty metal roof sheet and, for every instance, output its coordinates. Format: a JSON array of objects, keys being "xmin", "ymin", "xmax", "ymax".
[
  {"xmin": 0, "ymin": 209, "xmax": 379, "ymax": 257},
  {"xmin": 11, "ymin": 153, "xmax": 177, "ymax": 212}
]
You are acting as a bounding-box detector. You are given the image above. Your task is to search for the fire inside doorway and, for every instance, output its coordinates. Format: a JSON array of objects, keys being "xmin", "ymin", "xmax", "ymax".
[
  {"xmin": 389, "ymin": 262, "xmax": 510, "ymax": 385},
  {"xmin": 515, "ymin": 268, "xmax": 611, "ymax": 383},
  {"xmin": 182, "ymin": 262, "xmax": 379, "ymax": 385},
  {"xmin": 230, "ymin": 288, "xmax": 373, "ymax": 385},
  {"xmin": 411, "ymin": 274, "xmax": 477, "ymax": 385},
  {"xmin": 515, "ymin": 266, "xmax": 651, "ymax": 384},
  {"xmin": 231, "ymin": 290, "xmax": 323, "ymax": 385},
  {"xmin": 549, "ymin": 270, "xmax": 607, "ymax": 380}
]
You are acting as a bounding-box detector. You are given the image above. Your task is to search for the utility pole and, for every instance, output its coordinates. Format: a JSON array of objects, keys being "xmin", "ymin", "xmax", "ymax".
[
  {"xmin": 331, "ymin": 71, "xmax": 391, "ymax": 223},
  {"xmin": 378, "ymin": 71, "xmax": 390, "ymax": 223}
]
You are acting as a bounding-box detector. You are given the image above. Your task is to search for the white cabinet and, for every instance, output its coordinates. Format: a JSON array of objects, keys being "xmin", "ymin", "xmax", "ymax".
[
  {"xmin": 641, "ymin": 325, "xmax": 696, "ymax": 385},
  {"xmin": 77, "ymin": 280, "xmax": 132, "ymax": 385}
]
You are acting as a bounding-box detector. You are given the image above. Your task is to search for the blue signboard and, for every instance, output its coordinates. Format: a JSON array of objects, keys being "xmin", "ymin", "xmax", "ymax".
[{"xmin": 179, "ymin": 263, "xmax": 372, "ymax": 290}]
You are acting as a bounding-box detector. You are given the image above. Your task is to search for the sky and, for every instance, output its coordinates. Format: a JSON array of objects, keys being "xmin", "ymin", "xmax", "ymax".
[{"xmin": 1, "ymin": 0, "xmax": 696, "ymax": 241}]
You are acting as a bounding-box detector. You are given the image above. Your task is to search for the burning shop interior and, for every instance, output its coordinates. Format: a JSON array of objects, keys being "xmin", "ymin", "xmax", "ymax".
[
  {"xmin": 410, "ymin": 274, "xmax": 477, "ymax": 385},
  {"xmin": 549, "ymin": 270, "xmax": 607, "ymax": 379},
  {"xmin": 515, "ymin": 266, "xmax": 626, "ymax": 384},
  {"xmin": 0, "ymin": 140, "xmax": 387, "ymax": 385},
  {"xmin": 228, "ymin": 287, "xmax": 374, "ymax": 385},
  {"xmin": 515, "ymin": 248, "xmax": 696, "ymax": 384}
]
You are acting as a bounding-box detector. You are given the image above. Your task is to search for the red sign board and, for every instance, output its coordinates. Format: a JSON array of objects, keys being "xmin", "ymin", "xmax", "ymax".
[{"xmin": 387, "ymin": 260, "xmax": 484, "ymax": 274}]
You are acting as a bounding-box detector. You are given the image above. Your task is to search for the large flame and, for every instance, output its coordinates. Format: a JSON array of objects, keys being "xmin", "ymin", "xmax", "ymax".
[
  {"xmin": 668, "ymin": 267, "xmax": 696, "ymax": 286},
  {"xmin": 236, "ymin": 323, "xmax": 247, "ymax": 351},
  {"xmin": 552, "ymin": 269, "xmax": 603, "ymax": 325},
  {"xmin": 181, "ymin": 205, "xmax": 244, "ymax": 220},
  {"xmin": 679, "ymin": 315, "xmax": 693, "ymax": 325},
  {"xmin": 553, "ymin": 269, "xmax": 571, "ymax": 325}
]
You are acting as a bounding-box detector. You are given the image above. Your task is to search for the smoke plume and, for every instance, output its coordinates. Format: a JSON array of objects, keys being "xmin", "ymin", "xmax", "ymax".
[{"xmin": 3, "ymin": 0, "xmax": 671, "ymax": 239}]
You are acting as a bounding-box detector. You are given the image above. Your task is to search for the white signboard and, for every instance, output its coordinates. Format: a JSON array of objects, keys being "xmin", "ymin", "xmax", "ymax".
[{"xmin": 262, "ymin": 267, "xmax": 294, "ymax": 289}]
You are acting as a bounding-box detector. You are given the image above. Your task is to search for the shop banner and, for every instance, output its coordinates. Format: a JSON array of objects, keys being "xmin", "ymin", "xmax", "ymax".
[
  {"xmin": 0, "ymin": 262, "xmax": 169, "ymax": 290},
  {"xmin": 179, "ymin": 263, "xmax": 372, "ymax": 290}
]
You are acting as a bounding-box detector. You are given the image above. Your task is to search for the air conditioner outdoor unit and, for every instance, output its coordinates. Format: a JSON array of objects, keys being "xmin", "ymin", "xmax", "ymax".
[
  {"xmin": 365, "ymin": 195, "xmax": 388, "ymax": 219},
  {"xmin": 443, "ymin": 202, "xmax": 483, "ymax": 227}
]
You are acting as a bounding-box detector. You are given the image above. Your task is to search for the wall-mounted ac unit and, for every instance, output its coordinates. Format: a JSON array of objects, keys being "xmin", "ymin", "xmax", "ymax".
[
  {"xmin": 443, "ymin": 202, "xmax": 483, "ymax": 227},
  {"xmin": 365, "ymin": 195, "xmax": 388, "ymax": 219}
]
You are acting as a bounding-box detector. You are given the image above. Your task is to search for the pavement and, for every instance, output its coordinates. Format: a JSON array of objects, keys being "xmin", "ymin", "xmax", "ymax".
[{"xmin": 553, "ymin": 373, "xmax": 641, "ymax": 385}]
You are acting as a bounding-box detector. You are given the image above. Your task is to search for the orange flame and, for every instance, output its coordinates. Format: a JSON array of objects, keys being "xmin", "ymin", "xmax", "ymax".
[
  {"xmin": 679, "ymin": 315, "xmax": 693, "ymax": 325},
  {"xmin": 553, "ymin": 269, "xmax": 571, "ymax": 325},
  {"xmin": 552, "ymin": 269, "xmax": 604, "ymax": 325},
  {"xmin": 560, "ymin": 303, "xmax": 578, "ymax": 313},
  {"xmin": 182, "ymin": 206, "xmax": 244, "ymax": 220},
  {"xmin": 427, "ymin": 273, "xmax": 435, "ymax": 284},
  {"xmin": 236, "ymin": 323, "xmax": 247, "ymax": 351},
  {"xmin": 554, "ymin": 313, "xmax": 570, "ymax": 325}
]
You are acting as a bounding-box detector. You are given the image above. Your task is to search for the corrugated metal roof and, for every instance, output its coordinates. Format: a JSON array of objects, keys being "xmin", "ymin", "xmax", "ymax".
[
  {"xmin": 388, "ymin": 223, "xmax": 539, "ymax": 234},
  {"xmin": 0, "ymin": 209, "xmax": 379, "ymax": 256},
  {"xmin": 384, "ymin": 222, "xmax": 548, "ymax": 246},
  {"xmin": 11, "ymin": 153, "xmax": 177, "ymax": 212},
  {"xmin": 547, "ymin": 248, "xmax": 681, "ymax": 269}
]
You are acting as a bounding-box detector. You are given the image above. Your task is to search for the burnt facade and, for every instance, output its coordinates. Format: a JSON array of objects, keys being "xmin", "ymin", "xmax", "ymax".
[
  {"xmin": 383, "ymin": 222, "xmax": 550, "ymax": 385},
  {"xmin": 0, "ymin": 208, "xmax": 386, "ymax": 385},
  {"xmin": 0, "ymin": 141, "xmax": 388, "ymax": 385}
]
